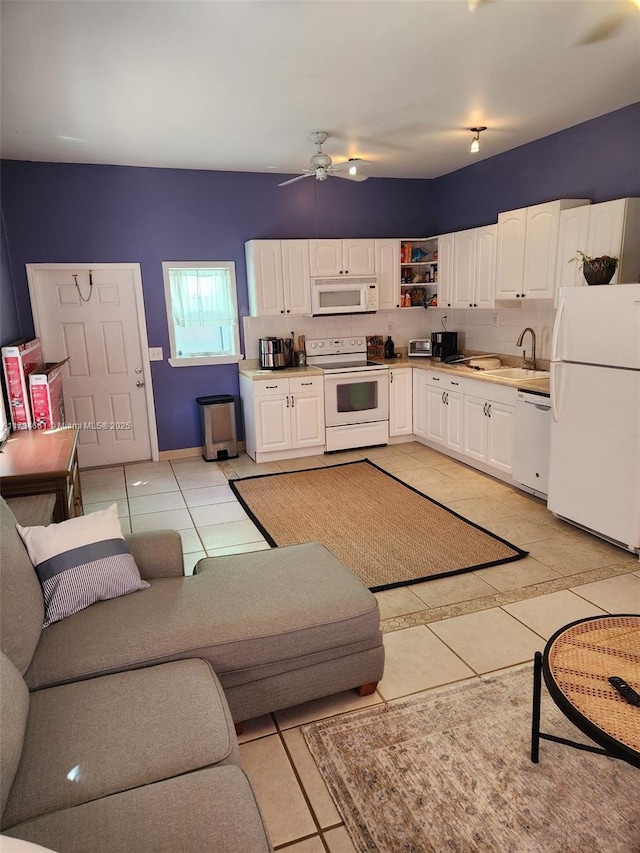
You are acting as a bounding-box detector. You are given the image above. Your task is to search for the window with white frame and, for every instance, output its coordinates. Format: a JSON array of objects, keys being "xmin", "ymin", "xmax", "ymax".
[{"xmin": 162, "ymin": 262, "xmax": 241, "ymax": 366}]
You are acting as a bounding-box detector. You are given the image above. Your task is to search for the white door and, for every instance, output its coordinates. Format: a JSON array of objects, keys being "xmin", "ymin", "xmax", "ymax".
[
  {"xmin": 290, "ymin": 392, "xmax": 324, "ymax": 447},
  {"xmin": 437, "ymin": 233, "xmax": 455, "ymax": 308},
  {"xmin": 281, "ymin": 240, "xmax": 311, "ymax": 316},
  {"xmin": 426, "ymin": 385, "xmax": 446, "ymax": 444},
  {"xmin": 486, "ymin": 401, "xmax": 515, "ymax": 474},
  {"xmin": 255, "ymin": 394, "xmax": 291, "ymax": 453},
  {"xmin": 342, "ymin": 239, "xmax": 375, "ymax": 275},
  {"xmin": 309, "ymin": 240, "xmax": 343, "ymax": 276},
  {"xmin": 445, "ymin": 390, "xmax": 464, "ymax": 451},
  {"xmin": 475, "ymin": 224, "xmax": 497, "ymax": 309},
  {"xmin": 246, "ymin": 240, "xmax": 285, "ymax": 316},
  {"xmin": 548, "ymin": 361, "xmax": 640, "ymax": 549},
  {"xmin": 523, "ymin": 202, "xmax": 560, "ymax": 299},
  {"xmin": 389, "ymin": 369, "xmax": 412, "ymax": 436},
  {"xmin": 27, "ymin": 264, "xmax": 157, "ymax": 468},
  {"xmin": 412, "ymin": 369, "xmax": 428, "ymax": 438},
  {"xmin": 555, "ymin": 206, "xmax": 591, "ymax": 296},
  {"xmin": 463, "ymin": 395, "xmax": 488, "ymax": 462},
  {"xmin": 496, "ymin": 208, "xmax": 526, "ymax": 299},
  {"xmin": 375, "ymin": 239, "xmax": 401, "ymax": 310},
  {"xmin": 452, "ymin": 228, "xmax": 476, "ymax": 308}
]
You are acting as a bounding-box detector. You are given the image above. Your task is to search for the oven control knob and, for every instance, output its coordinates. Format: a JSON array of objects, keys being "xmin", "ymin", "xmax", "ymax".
[
  {"xmin": 318, "ymin": 342, "xmax": 324, "ymax": 348},
  {"xmin": 310, "ymin": 342, "xmax": 317, "ymax": 349},
  {"xmin": 350, "ymin": 339, "xmax": 355, "ymax": 345},
  {"xmin": 356, "ymin": 339, "xmax": 362, "ymax": 345}
]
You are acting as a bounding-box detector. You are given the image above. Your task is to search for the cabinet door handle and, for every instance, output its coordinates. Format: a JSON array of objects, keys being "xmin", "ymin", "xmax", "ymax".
[
  {"xmin": 286, "ymin": 396, "xmax": 290, "ymax": 407},
  {"xmin": 300, "ymin": 381, "xmax": 313, "ymax": 386},
  {"xmin": 291, "ymin": 395, "xmax": 295, "ymax": 408},
  {"xmin": 442, "ymin": 391, "xmax": 446, "ymax": 404},
  {"xmin": 487, "ymin": 403, "xmax": 492, "ymax": 417},
  {"xmin": 451, "ymin": 381, "xmax": 459, "ymax": 386},
  {"xmin": 266, "ymin": 385, "xmax": 278, "ymax": 389},
  {"xmin": 390, "ymin": 373, "xmax": 394, "ymax": 383},
  {"xmin": 483, "ymin": 402, "xmax": 488, "ymax": 416}
]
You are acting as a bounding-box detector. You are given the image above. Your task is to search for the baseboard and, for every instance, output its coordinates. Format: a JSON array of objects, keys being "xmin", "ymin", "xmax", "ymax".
[{"xmin": 159, "ymin": 442, "xmax": 245, "ymax": 461}]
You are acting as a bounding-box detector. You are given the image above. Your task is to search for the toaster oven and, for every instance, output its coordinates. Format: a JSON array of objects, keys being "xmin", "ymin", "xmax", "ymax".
[{"xmin": 409, "ymin": 339, "xmax": 432, "ymax": 357}]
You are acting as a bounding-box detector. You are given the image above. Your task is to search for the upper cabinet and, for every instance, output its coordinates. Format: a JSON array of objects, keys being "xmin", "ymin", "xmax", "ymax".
[
  {"xmin": 309, "ymin": 239, "xmax": 375, "ymax": 276},
  {"xmin": 436, "ymin": 232, "xmax": 455, "ymax": 308},
  {"xmin": 374, "ymin": 239, "xmax": 401, "ymax": 310},
  {"xmin": 399, "ymin": 236, "xmax": 438, "ymax": 309},
  {"xmin": 246, "ymin": 239, "xmax": 311, "ymax": 317},
  {"xmin": 451, "ymin": 224, "xmax": 497, "ymax": 309},
  {"xmin": 555, "ymin": 198, "xmax": 640, "ymax": 296},
  {"xmin": 495, "ymin": 199, "xmax": 590, "ymax": 301}
]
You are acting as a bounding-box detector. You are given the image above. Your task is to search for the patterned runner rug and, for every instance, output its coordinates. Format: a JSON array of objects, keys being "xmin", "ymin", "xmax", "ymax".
[
  {"xmin": 230, "ymin": 459, "xmax": 527, "ymax": 591},
  {"xmin": 302, "ymin": 666, "xmax": 640, "ymax": 852}
]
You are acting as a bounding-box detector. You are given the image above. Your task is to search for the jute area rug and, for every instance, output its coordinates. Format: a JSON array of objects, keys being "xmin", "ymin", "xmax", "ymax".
[
  {"xmin": 303, "ymin": 666, "xmax": 640, "ymax": 852},
  {"xmin": 230, "ymin": 460, "xmax": 527, "ymax": 591}
]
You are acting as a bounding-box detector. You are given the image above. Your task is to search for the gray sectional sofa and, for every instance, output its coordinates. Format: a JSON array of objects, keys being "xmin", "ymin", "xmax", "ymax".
[{"xmin": 0, "ymin": 497, "xmax": 384, "ymax": 852}]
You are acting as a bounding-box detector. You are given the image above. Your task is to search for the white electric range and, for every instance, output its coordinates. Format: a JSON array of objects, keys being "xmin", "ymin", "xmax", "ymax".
[{"xmin": 305, "ymin": 338, "xmax": 389, "ymax": 452}]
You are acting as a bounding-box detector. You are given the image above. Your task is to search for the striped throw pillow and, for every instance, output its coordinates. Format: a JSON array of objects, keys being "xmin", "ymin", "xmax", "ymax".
[{"xmin": 17, "ymin": 504, "xmax": 149, "ymax": 627}]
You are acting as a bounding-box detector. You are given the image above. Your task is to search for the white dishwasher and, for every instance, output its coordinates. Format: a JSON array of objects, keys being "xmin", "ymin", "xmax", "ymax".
[{"xmin": 512, "ymin": 390, "xmax": 551, "ymax": 498}]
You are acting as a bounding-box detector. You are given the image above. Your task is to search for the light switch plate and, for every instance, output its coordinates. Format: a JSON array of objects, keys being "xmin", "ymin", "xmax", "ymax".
[{"xmin": 148, "ymin": 347, "xmax": 163, "ymax": 361}]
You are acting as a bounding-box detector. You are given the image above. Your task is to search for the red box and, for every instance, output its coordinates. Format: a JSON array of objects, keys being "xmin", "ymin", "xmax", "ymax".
[
  {"xmin": 28, "ymin": 360, "xmax": 69, "ymax": 430},
  {"xmin": 1, "ymin": 338, "xmax": 43, "ymax": 430}
]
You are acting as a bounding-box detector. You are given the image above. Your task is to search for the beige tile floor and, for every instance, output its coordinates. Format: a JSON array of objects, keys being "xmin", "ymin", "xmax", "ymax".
[{"xmin": 81, "ymin": 443, "xmax": 640, "ymax": 852}]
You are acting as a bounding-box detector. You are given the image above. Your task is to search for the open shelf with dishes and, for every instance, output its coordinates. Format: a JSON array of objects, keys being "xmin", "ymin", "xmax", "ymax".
[{"xmin": 400, "ymin": 237, "xmax": 439, "ymax": 308}]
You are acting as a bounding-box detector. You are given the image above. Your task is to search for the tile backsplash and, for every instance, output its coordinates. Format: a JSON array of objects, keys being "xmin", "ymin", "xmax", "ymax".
[{"xmin": 243, "ymin": 306, "xmax": 555, "ymax": 363}]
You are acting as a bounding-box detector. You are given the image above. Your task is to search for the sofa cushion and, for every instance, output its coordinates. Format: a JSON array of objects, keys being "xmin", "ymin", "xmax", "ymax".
[
  {"xmin": 0, "ymin": 654, "xmax": 30, "ymax": 819},
  {"xmin": 25, "ymin": 543, "xmax": 381, "ymax": 691},
  {"xmin": 0, "ymin": 499, "xmax": 44, "ymax": 675},
  {"xmin": 2, "ymin": 659, "xmax": 238, "ymax": 830},
  {"xmin": 17, "ymin": 504, "xmax": 150, "ymax": 627},
  {"xmin": 3, "ymin": 765, "xmax": 273, "ymax": 853}
]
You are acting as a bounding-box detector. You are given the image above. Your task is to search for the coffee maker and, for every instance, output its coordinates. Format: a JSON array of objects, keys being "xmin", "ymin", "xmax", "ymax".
[
  {"xmin": 430, "ymin": 331, "xmax": 458, "ymax": 362},
  {"xmin": 259, "ymin": 337, "xmax": 292, "ymax": 370}
]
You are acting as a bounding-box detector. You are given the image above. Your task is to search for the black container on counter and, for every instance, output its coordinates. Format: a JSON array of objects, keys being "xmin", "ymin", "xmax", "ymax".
[{"xmin": 384, "ymin": 336, "xmax": 395, "ymax": 359}]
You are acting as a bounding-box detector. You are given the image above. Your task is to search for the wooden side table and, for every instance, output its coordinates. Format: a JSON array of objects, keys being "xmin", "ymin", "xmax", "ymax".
[
  {"xmin": 0, "ymin": 428, "xmax": 83, "ymax": 522},
  {"xmin": 531, "ymin": 614, "xmax": 640, "ymax": 768}
]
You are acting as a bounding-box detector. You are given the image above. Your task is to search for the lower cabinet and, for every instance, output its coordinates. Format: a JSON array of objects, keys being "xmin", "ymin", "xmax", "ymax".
[
  {"xmin": 389, "ymin": 368, "xmax": 413, "ymax": 436},
  {"xmin": 425, "ymin": 371, "xmax": 464, "ymax": 452},
  {"xmin": 463, "ymin": 381, "xmax": 516, "ymax": 474},
  {"xmin": 412, "ymin": 368, "xmax": 517, "ymax": 478},
  {"xmin": 240, "ymin": 374, "xmax": 325, "ymax": 462}
]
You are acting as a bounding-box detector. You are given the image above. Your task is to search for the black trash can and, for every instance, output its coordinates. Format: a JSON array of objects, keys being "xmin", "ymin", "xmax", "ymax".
[{"xmin": 196, "ymin": 395, "xmax": 238, "ymax": 461}]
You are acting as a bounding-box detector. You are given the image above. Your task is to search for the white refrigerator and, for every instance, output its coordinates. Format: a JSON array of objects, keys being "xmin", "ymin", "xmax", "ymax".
[{"xmin": 548, "ymin": 283, "xmax": 640, "ymax": 552}]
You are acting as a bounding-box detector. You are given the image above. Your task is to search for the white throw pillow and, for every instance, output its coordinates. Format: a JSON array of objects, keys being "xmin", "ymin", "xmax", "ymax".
[{"xmin": 17, "ymin": 504, "xmax": 149, "ymax": 627}]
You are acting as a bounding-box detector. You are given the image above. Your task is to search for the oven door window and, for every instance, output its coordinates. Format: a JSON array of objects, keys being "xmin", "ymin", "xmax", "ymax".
[{"xmin": 337, "ymin": 379, "xmax": 378, "ymax": 413}]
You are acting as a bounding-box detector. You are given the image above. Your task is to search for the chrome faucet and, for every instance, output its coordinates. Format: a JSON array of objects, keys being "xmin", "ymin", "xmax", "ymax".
[{"xmin": 516, "ymin": 327, "xmax": 536, "ymax": 369}]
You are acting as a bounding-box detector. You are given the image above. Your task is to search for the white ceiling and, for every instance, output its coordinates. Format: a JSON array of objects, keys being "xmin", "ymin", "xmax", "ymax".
[{"xmin": 1, "ymin": 0, "xmax": 639, "ymax": 180}]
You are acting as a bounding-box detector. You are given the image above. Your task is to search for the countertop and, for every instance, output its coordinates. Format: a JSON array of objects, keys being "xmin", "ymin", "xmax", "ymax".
[{"xmin": 239, "ymin": 357, "xmax": 550, "ymax": 396}]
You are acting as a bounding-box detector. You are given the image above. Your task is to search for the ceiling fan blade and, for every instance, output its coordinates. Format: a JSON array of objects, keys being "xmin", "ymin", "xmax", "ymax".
[
  {"xmin": 333, "ymin": 171, "xmax": 369, "ymax": 183},
  {"xmin": 576, "ymin": 12, "xmax": 626, "ymax": 45},
  {"xmin": 278, "ymin": 172, "xmax": 313, "ymax": 187},
  {"xmin": 331, "ymin": 159, "xmax": 372, "ymax": 172}
]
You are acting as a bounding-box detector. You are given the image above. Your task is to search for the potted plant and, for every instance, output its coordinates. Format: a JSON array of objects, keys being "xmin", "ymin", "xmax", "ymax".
[{"xmin": 570, "ymin": 250, "xmax": 619, "ymax": 285}]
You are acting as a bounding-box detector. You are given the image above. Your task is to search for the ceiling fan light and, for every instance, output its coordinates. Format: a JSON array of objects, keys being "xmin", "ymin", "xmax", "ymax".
[
  {"xmin": 469, "ymin": 126, "xmax": 486, "ymax": 154},
  {"xmin": 349, "ymin": 162, "xmax": 357, "ymax": 176}
]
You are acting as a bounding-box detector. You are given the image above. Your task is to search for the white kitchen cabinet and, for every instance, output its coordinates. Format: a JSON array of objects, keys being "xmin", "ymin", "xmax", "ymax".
[
  {"xmin": 555, "ymin": 198, "xmax": 640, "ymax": 297},
  {"xmin": 309, "ymin": 239, "xmax": 375, "ymax": 276},
  {"xmin": 240, "ymin": 374, "xmax": 324, "ymax": 462},
  {"xmin": 555, "ymin": 205, "xmax": 591, "ymax": 294},
  {"xmin": 426, "ymin": 371, "xmax": 464, "ymax": 451},
  {"xmin": 375, "ymin": 239, "xmax": 402, "ymax": 310},
  {"xmin": 389, "ymin": 367, "xmax": 412, "ymax": 436},
  {"xmin": 496, "ymin": 199, "xmax": 589, "ymax": 301},
  {"xmin": 452, "ymin": 225, "xmax": 497, "ymax": 310},
  {"xmin": 463, "ymin": 380, "xmax": 516, "ymax": 474},
  {"xmin": 436, "ymin": 233, "xmax": 454, "ymax": 308},
  {"xmin": 245, "ymin": 239, "xmax": 311, "ymax": 317},
  {"xmin": 412, "ymin": 368, "xmax": 428, "ymax": 439},
  {"xmin": 586, "ymin": 198, "xmax": 640, "ymax": 284}
]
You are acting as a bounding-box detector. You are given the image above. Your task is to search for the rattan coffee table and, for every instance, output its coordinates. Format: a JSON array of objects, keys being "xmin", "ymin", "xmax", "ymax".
[{"xmin": 531, "ymin": 614, "xmax": 640, "ymax": 768}]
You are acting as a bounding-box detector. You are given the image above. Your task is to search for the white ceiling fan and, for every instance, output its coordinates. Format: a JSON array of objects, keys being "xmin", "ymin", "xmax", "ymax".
[{"xmin": 278, "ymin": 132, "xmax": 370, "ymax": 187}]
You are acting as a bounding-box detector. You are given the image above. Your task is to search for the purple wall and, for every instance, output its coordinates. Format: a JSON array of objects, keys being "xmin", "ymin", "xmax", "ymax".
[
  {"xmin": 433, "ymin": 102, "xmax": 640, "ymax": 232},
  {"xmin": 0, "ymin": 164, "xmax": 433, "ymax": 450},
  {"xmin": 1, "ymin": 213, "xmax": 21, "ymax": 347},
  {"xmin": 2, "ymin": 102, "xmax": 638, "ymax": 452}
]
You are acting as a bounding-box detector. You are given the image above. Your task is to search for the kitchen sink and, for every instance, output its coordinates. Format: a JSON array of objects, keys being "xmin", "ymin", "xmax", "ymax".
[{"xmin": 483, "ymin": 367, "xmax": 550, "ymax": 380}]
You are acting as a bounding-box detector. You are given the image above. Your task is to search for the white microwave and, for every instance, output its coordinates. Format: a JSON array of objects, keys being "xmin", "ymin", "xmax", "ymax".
[{"xmin": 311, "ymin": 276, "xmax": 378, "ymax": 316}]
